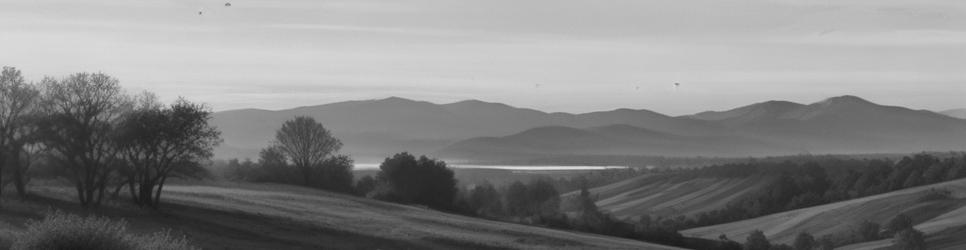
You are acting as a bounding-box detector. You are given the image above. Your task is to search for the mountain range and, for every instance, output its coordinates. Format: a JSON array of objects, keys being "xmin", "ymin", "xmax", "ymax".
[{"xmin": 211, "ymin": 95, "xmax": 966, "ymax": 163}]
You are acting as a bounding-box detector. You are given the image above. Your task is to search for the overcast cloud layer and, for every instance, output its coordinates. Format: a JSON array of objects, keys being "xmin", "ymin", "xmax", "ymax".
[{"xmin": 2, "ymin": 0, "xmax": 964, "ymax": 114}]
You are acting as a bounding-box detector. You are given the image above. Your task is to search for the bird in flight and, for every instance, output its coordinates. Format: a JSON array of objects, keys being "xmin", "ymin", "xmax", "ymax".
[{"xmin": 225, "ymin": 2, "xmax": 232, "ymax": 7}]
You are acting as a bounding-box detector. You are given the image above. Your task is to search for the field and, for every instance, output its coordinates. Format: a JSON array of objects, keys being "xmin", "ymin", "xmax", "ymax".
[
  {"xmin": 680, "ymin": 178, "xmax": 966, "ymax": 248},
  {"xmin": 0, "ymin": 181, "xmax": 682, "ymax": 250},
  {"xmin": 564, "ymin": 174, "xmax": 774, "ymax": 218}
]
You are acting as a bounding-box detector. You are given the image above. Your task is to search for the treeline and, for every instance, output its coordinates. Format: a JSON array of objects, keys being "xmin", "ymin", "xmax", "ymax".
[
  {"xmin": 0, "ymin": 66, "xmax": 221, "ymax": 209},
  {"xmin": 657, "ymin": 153, "xmax": 966, "ymax": 229}
]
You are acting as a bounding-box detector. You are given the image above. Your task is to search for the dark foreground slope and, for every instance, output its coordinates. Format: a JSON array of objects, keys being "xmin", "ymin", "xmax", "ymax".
[{"xmin": 0, "ymin": 183, "xmax": 682, "ymax": 250}]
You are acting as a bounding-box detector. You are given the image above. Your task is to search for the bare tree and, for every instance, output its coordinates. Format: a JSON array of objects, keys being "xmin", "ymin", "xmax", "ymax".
[
  {"xmin": 114, "ymin": 95, "xmax": 221, "ymax": 208},
  {"xmin": 273, "ymin": 116, "xmax": 342, "ymax": 185},
  {"xmin": 0, "ymin": 66, "xmax": 41, "ymax": 202},
  {"xmin": 37, "ymin": 73, "xmax": 131, "ymax": 208}
]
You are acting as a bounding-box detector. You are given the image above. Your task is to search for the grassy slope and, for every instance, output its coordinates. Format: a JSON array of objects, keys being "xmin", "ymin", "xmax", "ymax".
[
  {"xmin": 680, "ymin": 178, "xmax": 966, "ymax": 247},
  {"xmin": 563, "ymin": 174, "xmax": 773, "ymax": 219},
  {"xmin": 0, "ymin": 182, "xmax": 683, "ymax": 250}
]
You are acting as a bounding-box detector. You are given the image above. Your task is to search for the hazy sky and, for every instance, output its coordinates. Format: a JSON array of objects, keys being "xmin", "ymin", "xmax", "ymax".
[{"xmin": 2, "ymin": 0, "xmax": 964, "ymax": 115}]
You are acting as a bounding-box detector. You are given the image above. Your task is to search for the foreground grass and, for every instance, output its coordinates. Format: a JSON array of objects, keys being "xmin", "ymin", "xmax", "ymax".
[{"xmin": 0, "ymin": 181, "xmax": 682, "ymax": 250}]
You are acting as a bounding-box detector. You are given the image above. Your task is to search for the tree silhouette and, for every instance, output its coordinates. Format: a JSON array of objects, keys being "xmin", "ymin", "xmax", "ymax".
[
  {"xmin": 793, "ymin": 232, "xmax": 815, "ymax": 250},
  {"xmin": 855, "ymin": 220, "xmax": 881, "ymax": 241},
  {"xmin": 375, "ymin": 152, "xmax": 457, "ymax": 210},
  {"xmin": 273, "ymin": 116, "xmax": 342, "ymax": 186},
  {"xmin": 886, "ymin": 213, "xmax": 913, "ymax": 235},
  {"xmin": 893, "ymin": 229, "xmax": 926, "ymax": 250},
  {"xmin": 36, "ymin": 72, "xmax": 131, "ymax": 208},
  {"xmin": 744, "ymin": 230, "xmax": 771, "ymax": 250},
  {"xmin": 0, "ymin": 66, "xmax": 41, "ymax": 201},
  {"xmin": 114, "ymin": 95, "xmax": 221, "ymax": 208},
  {"xmin": 505, "ymin": 181, "xmax": 529, "ymax": 216}
]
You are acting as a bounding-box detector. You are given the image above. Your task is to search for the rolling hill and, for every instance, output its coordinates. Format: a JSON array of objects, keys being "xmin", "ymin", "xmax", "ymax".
[
  {"xmin": 680, "ymin": 177, "xmax": 966, "ymax": 248},
  {"xmin": 440, "ymin": 125, "xmax": 790, "ymax": 160},
  {"xmin": 561, "ymin": 174, "xmax": 776, "ymax": 219},
  {"xmin": 0, "ymin": 182, "xmax": 682, "ymax": 250},
  {"xmin": 941, "ymin": 108, "xmax": 966, "ymax": 119}
]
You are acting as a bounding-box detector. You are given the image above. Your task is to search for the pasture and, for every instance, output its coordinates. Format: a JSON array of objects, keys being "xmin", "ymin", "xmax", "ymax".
[{"xmin": 0, "ymin": 181, "xmax": 682, "ymax": 250}]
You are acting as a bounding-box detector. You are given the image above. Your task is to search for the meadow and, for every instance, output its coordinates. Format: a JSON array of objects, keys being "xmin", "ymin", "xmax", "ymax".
[{"xmin": 0, "ymin": 181, "xmax": 683, "ymax": 250}]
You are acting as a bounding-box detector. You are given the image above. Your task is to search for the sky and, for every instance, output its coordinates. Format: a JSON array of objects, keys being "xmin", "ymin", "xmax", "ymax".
[{"xmin": 2, "ymin": 0, "xmax": 964, "ymax": 115}]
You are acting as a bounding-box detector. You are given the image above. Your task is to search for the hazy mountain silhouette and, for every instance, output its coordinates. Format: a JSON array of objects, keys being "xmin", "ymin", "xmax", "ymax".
[
  {"xmin": 213, "ymin": 95, "xmax": 966, "ymax": 162},
  {"xmin": 687, "ymin": 95, "xmax": 966, "ymax": 154},
  {"xmin": 212, "ymin": 97, "xmax": 719, "ymax": 161},
  {"xmin": 941, "ymin": 108, "xmax": 966, "ymax": 119},
  {"xmin": 439, "ymin": 124, "xmax": 791, "ymax": 160}
]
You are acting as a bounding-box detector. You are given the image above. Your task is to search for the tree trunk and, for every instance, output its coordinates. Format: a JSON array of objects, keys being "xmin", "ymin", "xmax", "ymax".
[
  {"xmin": 138, "ymin": 182, "xmax": 153, "ymax": 207},
  {"xmin": 300, "ymin": 165, "xmax": 312, "ymax": 187},
  {"xmin": 152, "ymin": 175, "xmax": 168, "ymax": 209},
  {"xmin": 13, "ymin": 161, "xmax": 27, "ymax": 200},
  {"xmin": 0, "ymin": 154, "xmax": 5, "ymax": 207}
]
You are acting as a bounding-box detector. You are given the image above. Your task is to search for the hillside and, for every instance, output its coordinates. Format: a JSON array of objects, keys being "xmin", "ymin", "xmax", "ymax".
[
  {"xmin": 680, "ymin": 178, "xmax": 966, "ymax": 248},
  {"xmin": 440, "ymin": 125, "xmax": 793, "ymax": 160},
  {"xmin": 0, "ymin": 182, "xmax": 682, "ymax": 250},
  {"xmin": 941, "ymin": 108, "xmax": 966, "ymax": 119},
  {"xmin": 565, "ymin": 175, "xmax": 770, "ymax": 219},
  {"xmin": 562, "ymin": 174, "xmax": 775, "ymax": 219}
]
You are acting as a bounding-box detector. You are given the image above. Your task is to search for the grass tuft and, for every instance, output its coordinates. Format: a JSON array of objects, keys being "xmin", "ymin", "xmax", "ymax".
[{"xmin": 11, "ymin": 210, "xmax": 198, "ymax": 250}]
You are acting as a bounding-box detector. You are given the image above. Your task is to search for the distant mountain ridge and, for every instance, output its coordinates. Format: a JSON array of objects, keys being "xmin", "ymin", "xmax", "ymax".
[{"xmin": 211, "ymin": 95, "xmax": 966, "ymax": 162}]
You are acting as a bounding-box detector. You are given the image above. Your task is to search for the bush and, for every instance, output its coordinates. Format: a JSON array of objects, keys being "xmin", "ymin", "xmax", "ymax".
[
  {"xmin": 12, "ymin": 211, "xmax": 198, "ymax": 250},
  {"xmin": 893, "ymin": 229, "xmax": 926, "ymax": 250},
  {"xmin": 917, "ymin": 188, "xmax": 953, "ymax": 202},
  {"xmin": 374, "ymin": 152, "xmax": 457, "ymax": 210},
  {"xmin": 744, "ymin": 230, "xmax": 771, "ymax": 250}
]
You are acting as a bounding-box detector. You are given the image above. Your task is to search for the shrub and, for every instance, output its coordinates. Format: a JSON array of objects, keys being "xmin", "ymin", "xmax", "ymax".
[
  {"xmin": 12, "ymin": 211, "xmax": 198, "ymax": 250},
  {"xmin": 893, "ymin": 229, "xmax": 926, "ymax": 250},
  {"xmin": 917, "ymin": 188, "xmax": 952, "ymax": 202},
  {"xmin": 374, "ymin": 152, "xmax": 457, "ymax": 210},
  {"xmin": 886, "ymin": 214, "xmax": 914, "ymax": 235},
  {"xmin": 744, "ymin": 230, "xmax": 771, "ymax": 250}
]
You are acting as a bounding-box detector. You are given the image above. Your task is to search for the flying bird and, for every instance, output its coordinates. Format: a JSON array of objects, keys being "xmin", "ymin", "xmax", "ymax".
[{"xmin": 225, "ymin": 2, "xmax": 232, "ymax": 7}]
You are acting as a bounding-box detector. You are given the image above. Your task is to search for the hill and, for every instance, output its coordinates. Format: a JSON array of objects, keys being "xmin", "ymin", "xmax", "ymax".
[
  {"xmin": 440, "ymin": 124, "xmax": 798, "ymax": 161},
  {"xmin": 680, "ymin": 178, "xmax": 966, "ymax": 248},
  {"xmin": 0, "ymin": 182, "xmax": 682, "ymax": 250},
  {"xmin": 562, "ymin": 174, "xmax": 775, "ymax": 219},
  {"xmin": 941, "ymin": 108, "xmax": 966, "ymax": 119}
]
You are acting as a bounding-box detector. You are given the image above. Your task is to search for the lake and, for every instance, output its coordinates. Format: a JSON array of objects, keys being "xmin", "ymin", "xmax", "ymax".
[{"xmin": 353, "ymin": 163, "xmax": 628, "ymax": 171}]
